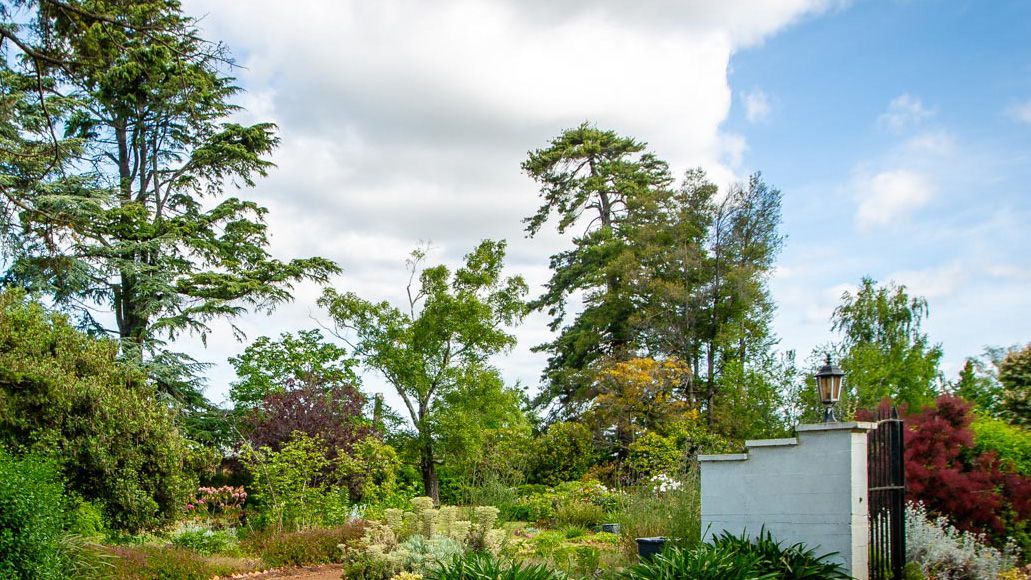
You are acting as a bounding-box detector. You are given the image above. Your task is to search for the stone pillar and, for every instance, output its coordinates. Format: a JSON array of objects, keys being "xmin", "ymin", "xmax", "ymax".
[{"xmin": 699, "ymin": 422, "xmax": 876, "ymax": 580}]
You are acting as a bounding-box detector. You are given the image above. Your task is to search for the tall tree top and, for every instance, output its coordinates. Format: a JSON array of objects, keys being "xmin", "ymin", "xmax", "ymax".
[{"xmin": 522, "ymin": 122, "xmax": 672, "ymax": 236}]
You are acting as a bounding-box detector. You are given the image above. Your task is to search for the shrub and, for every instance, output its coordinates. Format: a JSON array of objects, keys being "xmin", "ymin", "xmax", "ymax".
[
  {"xmin": 170, "ymin": 523, "xmax": 240, "ymax": 555},
  {"xmin": 905, "ymin": 502, "xmax": 1020, "ymax": 580},
  {"xmin": 971, "ymin": 416, "xmax": 1031, "ymax": 475},
  {"xmin": 103, "ymin": 545, "xmax": 253, "ymax": 580},
  {"xmin": 187, "ymin": 485, "xmax": 246, "ymax": 527},
  {"xmin": 0, "ymin": 291, "xmax": 194, "ymax": 532},
  {"xmin": 351, "ymin": 497, "xmax": 511, "ymax": 577},
  {"xmin": 528, "ymin": 422, "xmax": 595, "ymax": 486},
  {"xmin": 0, "ymin": 451, "xmax": 67, "ymax": 579},
  {"xmin": 242, "ymin": 431, "xmax": 352, "ymax": 531},
  {"xmin": 389, "ymin": 535, "xmax": 466, "ymax": 575},
  {"xmin": 242, "ymin": 521, "xmax": 367, "ymax": 567},
  {"xmin": 67, "ymin": 499, "xmax": 108, "ymax": 540},
  {"xmin": 895, "ymin": 396, "xmax": 1031, "ymax": 547},
  {"xmin": 554, "ymin": 501, "xmax": 605, "ymax": 529},
  {"xmin": 621, "ymin": 530, "xmax": 850, "ymax": 580},
  {"xmin": 612, "ymin": 472, "xmax": 700, "ymax": 558},
  {"xmin": 626, "ymin": 431, "xmax": 683, "ymax": 481},
  {"xmin": 427, "ymin": 552, "xmax": 565, "ymax": 580}
]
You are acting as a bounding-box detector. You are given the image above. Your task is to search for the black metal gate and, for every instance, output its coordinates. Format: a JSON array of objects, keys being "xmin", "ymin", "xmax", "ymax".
[{"xmin": 868, "ymin": 408, "xmax": 906, "ymax": 580}]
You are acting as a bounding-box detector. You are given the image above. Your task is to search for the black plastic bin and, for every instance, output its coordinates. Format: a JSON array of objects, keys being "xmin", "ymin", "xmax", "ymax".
[{"xmin": 636, "ymin": 536, "xmax": 667, "ymax": 561}]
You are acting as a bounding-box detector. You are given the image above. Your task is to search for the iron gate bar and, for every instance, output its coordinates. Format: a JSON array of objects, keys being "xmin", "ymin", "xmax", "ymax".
[{"xmin": 868, "ymin": 408, "xmax": 905, "ymax": 580}]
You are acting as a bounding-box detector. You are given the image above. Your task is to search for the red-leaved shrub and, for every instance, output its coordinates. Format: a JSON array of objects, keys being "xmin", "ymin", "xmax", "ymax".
[{"xmin": 864, "ymin": 396, "xmax": 1030, "ymax": 545}]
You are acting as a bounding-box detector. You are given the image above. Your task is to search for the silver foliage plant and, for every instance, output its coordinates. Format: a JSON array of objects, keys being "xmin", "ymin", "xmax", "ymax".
[{"xmin": 905, "ymin": 502, "xmax": 1020, "ymax": 579}]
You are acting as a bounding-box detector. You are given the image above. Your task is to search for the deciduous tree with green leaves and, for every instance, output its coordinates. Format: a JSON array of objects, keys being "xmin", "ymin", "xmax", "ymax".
[
  {"xmin": 229, "ymin": 329, "xmax": 360, "ymax": 411},
  {"xmin": 831, "ymin": 277, "xmax": 942, "ymax": 411},
  {"xmin": 319, "ymin": 240, "xmax": 527, "ymax": 501}
]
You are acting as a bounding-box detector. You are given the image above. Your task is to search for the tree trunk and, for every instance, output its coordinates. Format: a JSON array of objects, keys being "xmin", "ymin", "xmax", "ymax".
[{"xmin": 419, "ymin": 440, "xmax": 440, "ymax": 504}]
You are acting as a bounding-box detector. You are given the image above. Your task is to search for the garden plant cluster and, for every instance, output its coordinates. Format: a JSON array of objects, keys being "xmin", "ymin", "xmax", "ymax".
[{"xmin": 0, "ymin": 1, "xmax": 1028, "ymax": 579}]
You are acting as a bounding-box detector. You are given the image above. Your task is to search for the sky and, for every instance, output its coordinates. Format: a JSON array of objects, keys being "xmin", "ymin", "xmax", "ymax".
[{"xmin": 176, "ymin": 0, "xmax": 1031, "ymax": 411}]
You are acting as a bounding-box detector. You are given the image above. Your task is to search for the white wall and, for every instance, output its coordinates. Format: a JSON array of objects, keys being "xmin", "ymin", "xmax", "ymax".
[{"xmin": 699, "ymin": 422, "xmax": 876, "ymax": 580}]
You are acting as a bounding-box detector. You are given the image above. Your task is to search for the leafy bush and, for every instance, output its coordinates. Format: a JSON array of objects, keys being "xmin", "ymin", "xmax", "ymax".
[
  {"xmin": 242, "ymin": 431, "xmax": 352, "ymax": 531},
  {"xmin": 621, "ymin": 530, "xmax": 850, "ymax": 580},
  {"xmin": 0, "ymin": 291, "xmax": 194, "ymax": 532},
  {"xmin": 906, "ymin": 502, "xmax": 1021, "ymax": 580},
  {"xmin": 0, "ymin": 451, "xmax": 67, "ymax": 579},
  {"xmin": 513, "ymin": 480, "xmax": 618, "ymax": 525},
  {"xmin": 626, "ymin": 431, "xmax": 683, "ymax": 481},
  {"xmin": 242, "ymin": 521, "xmax": 367, "ymax": 567},
  {"xmin": 896, "ymin": 396, "xmax": 1031, "ymax": 548},
  {"xmin": 971, "ymin": 416, "xmax": 1031, "ymax": 475},
  {"xmin": 528, "ymin": 422, "xmax": 595, "ymax": 486},
  {"xmin": 170, "ymin": 524, "xmax": 240, "ymax": 555},
  {"xmin": 67, "ymin": 499, "xmax": 108, "ymax": 540},
  {"xmin": 554, "ymin": 501, "xmax": 604, "ymax": 529},
  {"xmin": 427, "ymin": 552, "xmax": 566, "ymax": 580}
]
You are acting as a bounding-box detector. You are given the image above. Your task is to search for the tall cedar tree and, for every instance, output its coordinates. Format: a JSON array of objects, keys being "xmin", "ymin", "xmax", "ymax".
[
  {"xmin": 522, "ymin": 123, "xmax": 672, "ymax": 416},
  {"xmin": 319, "ymin": 240, "xmax": 527, "ymax": 502},
  {"xmin": 0, "ymin": 0, "xmax": 338, "ymax": 405},
  {"xmin": 523, "ymin": 124, "xmax": 784, "ymax": 426}
]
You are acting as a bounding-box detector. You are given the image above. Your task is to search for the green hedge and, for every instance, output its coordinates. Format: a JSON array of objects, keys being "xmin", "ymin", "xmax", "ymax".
[{"xmin": 0, "ymin": 450, "xmax": 67, "ymax": 579}]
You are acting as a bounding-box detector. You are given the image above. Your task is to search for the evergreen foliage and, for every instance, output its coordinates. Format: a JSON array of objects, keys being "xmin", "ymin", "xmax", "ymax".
[{"xmin": 0, "ymin": 0, "xmax": 339, "ymax": 404}]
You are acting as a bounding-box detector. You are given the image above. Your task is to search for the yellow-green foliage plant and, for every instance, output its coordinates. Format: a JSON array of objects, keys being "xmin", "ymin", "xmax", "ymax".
[{"xmin": 345, "ymin": 497, "xmax": 510, "ymax": 578}]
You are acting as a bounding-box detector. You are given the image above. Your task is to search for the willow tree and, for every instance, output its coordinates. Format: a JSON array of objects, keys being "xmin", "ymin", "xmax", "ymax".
[
  {"xmin": 319, "ymin": 240, "xmax": 527, "ymax": 502},
  {"xmin": 1, "ymin": 0, "xmax": 338, "ymax": 403}
]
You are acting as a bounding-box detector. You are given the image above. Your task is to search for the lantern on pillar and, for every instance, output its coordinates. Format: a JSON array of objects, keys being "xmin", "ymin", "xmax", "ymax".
[{"xmin": 815, "ymin": 355, "xmax": 845, "ymax": 423}]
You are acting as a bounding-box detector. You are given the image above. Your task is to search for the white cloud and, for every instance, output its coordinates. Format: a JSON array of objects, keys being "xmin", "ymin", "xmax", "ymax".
[
  {"xmin": 1006, "ymin": 100, "xmax": 1031, "ymax": 124},
  {"xmin": 878, "ymin": 93, "xmax": 933, "ymax": 130},
  {"xmin": 741, "ymin": 89, "xmax": 771, "ymax": 122},
  {"xmin": 855, "ymin": 169, "xmax": 934, "ymax": 230},
  {"xmin": 171, "ymin": 0, "xmax": 834, "ymax": 407},
  {"xmin": 888, "ymin": 262, "xmax": 965, "ymax": 300}
]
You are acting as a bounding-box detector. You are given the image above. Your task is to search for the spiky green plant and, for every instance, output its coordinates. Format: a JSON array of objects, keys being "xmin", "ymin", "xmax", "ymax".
[{"xmin": 427, "ymin": 552, "xmax": 565, "ymax": 580}]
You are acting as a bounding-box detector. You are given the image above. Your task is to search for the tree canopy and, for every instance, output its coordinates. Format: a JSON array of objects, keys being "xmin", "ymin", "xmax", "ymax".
[{"xmin": 319, "ymin": 240, "xmax": 527, "ymax": 501}]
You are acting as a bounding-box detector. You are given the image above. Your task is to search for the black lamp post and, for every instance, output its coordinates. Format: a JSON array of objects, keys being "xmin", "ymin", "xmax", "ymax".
[{"xmin": 815, "ymin": 354, "xmax": 845, "ymax": 423}]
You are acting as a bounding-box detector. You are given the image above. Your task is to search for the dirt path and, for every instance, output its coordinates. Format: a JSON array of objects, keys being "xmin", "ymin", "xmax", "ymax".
[{"xmin": 224, "ymin": 564, "xmax": 343, "ymax": 580}]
